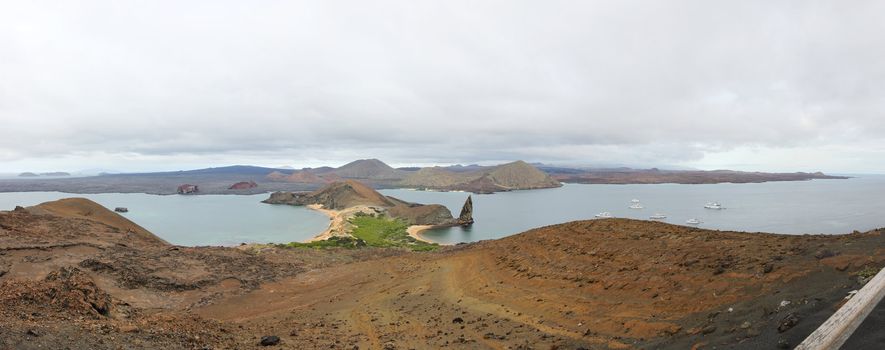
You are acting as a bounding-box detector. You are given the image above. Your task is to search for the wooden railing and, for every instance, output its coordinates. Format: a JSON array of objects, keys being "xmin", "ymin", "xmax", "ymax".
[{"xmin": 795, "ymin": 267, "xmax": 885, "ymax": 350}]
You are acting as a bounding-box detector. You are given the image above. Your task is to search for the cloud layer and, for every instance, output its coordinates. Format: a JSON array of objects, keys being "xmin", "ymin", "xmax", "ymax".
[{"xmin": 1, "ymin": 1, "xmax": 884, "ymax": 172}]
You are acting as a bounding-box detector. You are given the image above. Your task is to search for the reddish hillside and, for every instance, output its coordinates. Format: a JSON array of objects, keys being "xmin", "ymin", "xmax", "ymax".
[
  {"xmin": 228, "ymin": 181, "xmax": 257, "ymax": 190},
  {"xmin": 24, "ymin": 198, "xmax": 166, "ymax": 246}
]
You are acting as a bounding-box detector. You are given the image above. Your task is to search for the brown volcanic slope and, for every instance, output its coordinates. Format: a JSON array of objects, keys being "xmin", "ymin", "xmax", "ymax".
[
  {"xmin": 264, "ymin": 179, "xmax": 396, "ymax": 210},
  {"xmin": 485, "ymin": 160, "xmax": 561, "ymax": 189},
  {"xmin": 398, "ymin": 166, "xmax": 473, "ymax": 187},
  {"xmin": 1, "ymin": 202, "xmax": 883, "ymax": 349},
  {"xmin": 25, "ymin": 198, "xmax": 166, "ymax": 246}
]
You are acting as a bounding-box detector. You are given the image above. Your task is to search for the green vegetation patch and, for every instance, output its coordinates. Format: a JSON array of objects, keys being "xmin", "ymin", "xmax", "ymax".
[
  {"xmin": 277, "ymin": 213, "xmax": 439, "ymax": 251},
  {"xmin": 277, "ymin": 236, "xmax": 366, "ymax": 249},
  {"xmin": 348, "ymin": 213, "xmax": 439, "ymax": 251},
  {"xmin": 856, "ymin": 265, "xmax": 881, "ymax": 279}
]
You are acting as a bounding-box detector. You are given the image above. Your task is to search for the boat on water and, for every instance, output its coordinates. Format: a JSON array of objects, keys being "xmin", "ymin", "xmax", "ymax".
[
  {"xmin": 629, "ymin": 199, "xmax": 643, "ymax": 209},
  {"xmin": 704, "ymin": 202, "xmax": 724, "ymax": 209},
  {"xmin": 685, "ymin": 218, "xmax": 701, "ymax": 225},
  {"xmin": 649, "ymin": 213, "xmax": 667, "ymax": 220},
  {"xmin": 594, "ymin": 212, "xmax": 613, "ymax": 218}
]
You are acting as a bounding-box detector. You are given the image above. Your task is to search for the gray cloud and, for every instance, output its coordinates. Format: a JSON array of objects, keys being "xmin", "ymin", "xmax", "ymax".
[{"xmin": 1, "ymin": 1, "xmax": 884, "ymax": 173}]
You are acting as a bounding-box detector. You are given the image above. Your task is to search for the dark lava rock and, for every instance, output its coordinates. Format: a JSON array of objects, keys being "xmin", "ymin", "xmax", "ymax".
[
  {"xmin": 25, "ymin": 329, "xmax": 40, "ymax": 337},
  {"xmin": 452, "ymin": 317, "xmax": 464, "ymax": 324},
  {"xmin": 259, "ymin": 335, "xmax": 280, "ymax": 346},
  {"xmin": 458, "ymin": 195, "xmax": 474, "ymax": 226},
  {"xmin": 777, "ymin": 313, "xmax": 800, "ymax": 333},
  {"xmin": 814, "ymin": 249, "xmax": 836, "ymax": 259},
  {"xmin": 701, "ymin": 325, "xmax": 717, "ymax": 334}
]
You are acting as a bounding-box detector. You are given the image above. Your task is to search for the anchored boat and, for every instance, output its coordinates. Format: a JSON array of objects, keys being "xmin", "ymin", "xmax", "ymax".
[{"xmin": 704, "ymin": 202, "xmax": 724, "ymax": 210}]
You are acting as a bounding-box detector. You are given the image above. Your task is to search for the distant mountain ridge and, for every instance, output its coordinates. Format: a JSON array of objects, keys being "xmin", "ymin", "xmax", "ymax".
[
  {"xmin": 326, "ymin": 159, "xmax": 409, "ymax": 180},
  {"xmin": 119, "ymin": 165, "xmax": 294, "ymax": 177},
  {"xmin": 18, "ymin": 172, "xmax": 70, "ymax": 177},
  {"xmin": 401, "ymin": 160, "xmax": 562, "ymax": 193},
  {"xmin": 262, "ymin": 159, "xmax": 561, "ymax": 193},
  {"xmin": 0, "ymin": 160, "xmax": 847, "ymax": 195}
]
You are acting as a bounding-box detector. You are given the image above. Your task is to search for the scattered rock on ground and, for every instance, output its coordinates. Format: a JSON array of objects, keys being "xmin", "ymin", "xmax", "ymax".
[{"xmin": 259, "ymin": 335, "xmax": 280, "ymax": 346}]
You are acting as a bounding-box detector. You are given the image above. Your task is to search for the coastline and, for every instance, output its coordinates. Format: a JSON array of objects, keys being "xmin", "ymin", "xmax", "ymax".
[
  {"xmin": 306, "ymin": 203, "xmax": 449, "ymax": 246},
  {"xmin": 305, "ymin": 204, "xmax": 340, "ymax": 242},
  {"xmin": 407, "ymin": 224, "xmax": 450, "ymax": 245}
]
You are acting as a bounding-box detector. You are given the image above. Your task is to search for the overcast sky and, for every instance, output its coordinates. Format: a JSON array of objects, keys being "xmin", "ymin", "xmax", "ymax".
[{"xmin": 1, "ymin": 1, "xmax": 884, "ymax": 173}]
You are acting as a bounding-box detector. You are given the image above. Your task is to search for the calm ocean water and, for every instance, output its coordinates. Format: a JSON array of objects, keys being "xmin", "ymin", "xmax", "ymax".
[
  {"xmin": 1, "ymin": 176, "xmax": 883, "ymax": 246},
  {"xmin": 380, "ymin": 176, "xmax": 885, "ymax": 244},
  {"xmin": 0, "ymin": 192, "xmax": 330, "ymax": 246}
]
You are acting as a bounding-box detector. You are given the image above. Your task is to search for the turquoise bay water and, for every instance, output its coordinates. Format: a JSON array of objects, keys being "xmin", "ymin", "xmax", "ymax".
[
  {"xmin": 1, "ymin": 176, "xmax": 883, "ymax": 246},
  {"xmin": 0, "ymin": 192, "xmax": 330, "ymax": 246},
  {"xmin": 380, "ymin": 176, "xmax": 885, "ymax": 244}
]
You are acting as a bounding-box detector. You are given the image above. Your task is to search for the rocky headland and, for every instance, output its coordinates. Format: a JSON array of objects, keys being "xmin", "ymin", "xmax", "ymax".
[{"xmin": 263, "ymin": 180, "xmax": 473, "ymax": 243}]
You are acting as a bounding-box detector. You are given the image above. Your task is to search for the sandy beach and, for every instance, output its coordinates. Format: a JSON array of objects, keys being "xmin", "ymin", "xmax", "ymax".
[
  {"xmin": 305, "ymin": 204, "xmax": 339, "ymax": 242},
  {"xmin": 305, "ymin": 204, "xmax": 384, "ymax": 242},
  {"xmin": 407, "ymin": 224, "xmax": 446, "ymax": 245}
]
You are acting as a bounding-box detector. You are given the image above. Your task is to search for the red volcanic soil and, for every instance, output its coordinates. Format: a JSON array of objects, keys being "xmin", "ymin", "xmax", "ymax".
[{"xmin": 0, "ymin": 200, "xmax": 882, "ymax": 349}]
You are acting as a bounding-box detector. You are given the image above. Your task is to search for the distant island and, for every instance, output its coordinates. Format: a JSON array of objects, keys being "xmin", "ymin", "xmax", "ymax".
[
  {"xmin": 542, "ymin": 167, "xmax": 847, "ymax": 184},
  {"xmin": 0, "ymin": 159, "xmax": 846, "ymax": 195},
  {"xmin": 18, "ymin": 172, "xmax": 70, "ymax": 177}
]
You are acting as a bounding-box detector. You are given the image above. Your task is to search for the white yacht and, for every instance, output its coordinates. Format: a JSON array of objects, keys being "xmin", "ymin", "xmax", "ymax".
[
  {"xmin": 594, "ymin": 212, "xmax": 613, "ymax": 218},
  {"xmin": 704, "ymin": 202, "xmax": 724, "ymax": 210},
  {"xmin": 649, "ymin": 213, "xmax": 667, "ymax": 220},
  {"xmin": 685, "ymin": 218, "xmax": 701, "ymax": 225},
  {"xmin": 631, "ymin": 199, "xmax": 640, "ymax": 203},
  {"xmin": 629, "ymin": 203, "xmax": 644, "ymax": 209}
]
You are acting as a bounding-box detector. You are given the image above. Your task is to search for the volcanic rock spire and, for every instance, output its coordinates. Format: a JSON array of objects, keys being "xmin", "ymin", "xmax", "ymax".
[{"xmin": 458, "ymin": 195, "xmax": 474, "ymax": 226}]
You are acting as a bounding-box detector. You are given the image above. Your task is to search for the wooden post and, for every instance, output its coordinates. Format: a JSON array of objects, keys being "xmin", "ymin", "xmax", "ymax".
[{"xmin": 795, "ymin": 267, "xmax": 885, "ymax": 350}]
